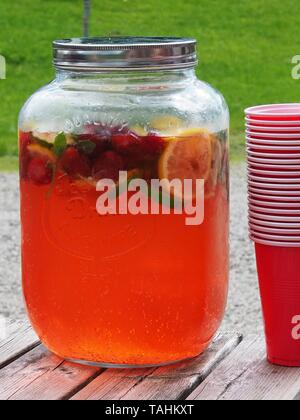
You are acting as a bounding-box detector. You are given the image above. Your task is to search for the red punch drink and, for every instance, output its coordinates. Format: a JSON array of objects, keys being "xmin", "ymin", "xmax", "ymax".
[{"xmin": 20, "ymin": 128, "xmax": 229, "ymax": 366}]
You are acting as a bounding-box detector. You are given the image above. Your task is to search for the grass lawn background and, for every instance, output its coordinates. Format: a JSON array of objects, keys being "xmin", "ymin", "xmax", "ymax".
[{"xmin": 0, "ymin": 0, "xmax": 300, "ymax": 170}]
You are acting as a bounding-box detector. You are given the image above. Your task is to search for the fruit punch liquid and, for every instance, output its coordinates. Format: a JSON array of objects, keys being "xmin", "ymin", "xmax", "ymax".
[{"xmin": 20, "ymin": 126, "xmax": 229, "ymax": 366}]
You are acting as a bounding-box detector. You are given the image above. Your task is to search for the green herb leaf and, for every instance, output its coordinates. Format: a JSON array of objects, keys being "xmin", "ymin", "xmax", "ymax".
[
  {"xmin": 76, "ymin": 140, "xmax": 96, "ymax": 155},
  {"xmin": 53, "ymin": 133, "xmax": 67, "ymax": 156}
]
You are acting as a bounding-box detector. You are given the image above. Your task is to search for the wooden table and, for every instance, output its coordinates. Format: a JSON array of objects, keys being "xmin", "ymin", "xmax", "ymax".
[{"xmin": 1, "ymin": 320, "xmax": 300, "ymax": 400}]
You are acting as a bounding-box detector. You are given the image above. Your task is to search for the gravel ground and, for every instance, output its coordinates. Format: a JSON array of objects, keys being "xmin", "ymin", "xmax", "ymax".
[{"xmin": 0, "ymin": 164, "xmax": 263, "ymax": 334}]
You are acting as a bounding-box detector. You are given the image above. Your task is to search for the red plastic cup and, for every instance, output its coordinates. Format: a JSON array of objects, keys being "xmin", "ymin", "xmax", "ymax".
[
  {"xmin": 251, "ymin": 236, "xmax": 300, "ymax": 246},
  {"xmin": 248, "ymin": 170, "xmax": 300, "ymax": 179},
  {"xmin": 250, "ymin": 224, "xmax": 300, "ymax": 235},
  {"xmin": 248, "ymin": 150, "xmax": 300, "ymax": 158},
  {"xmin": 250, "ymin": 230, "xmax": 300, "ymax": 241},
  {"xmin": 247, "ymin": 131, "xmax": 300, "ymax": 140},
  {"xmin": 249, "ymin": 210, "xmax": 300, "ymax": 222},
  {"xmin": 245, "ymin": 104, "xmax": 300, "ymax": 121},
  {"xmin": 248, "ymin": 138, "xmax": 300, "ymax": 146},
  {"xmin": 249, "ymin": 217, "xmax": 300, "ymax": 228},
  {"xmin": 246, "ymin": 124, "xmax": 300, "ymax": 134},
  {"xmin": 248, "ymin": 157, "xmax": 300, "ymax": 165},
  {"xmin": 245, "ymin": 117, "xmax": 300, "ymax": 127},
  {"xmin": 249, "ymin": 163, "xmax": 300, "ymax": 169},
  {"xmin": 254, "ymin": 242, "xmax": 300, "ymax": 366},
  {"xmin": 249, "ymin": 192, "xmax": 300, "ymax": 202},
  {"xmin": 248, "ymin": 162, "xmax": 300, "ymax": 170},
  {"xmin": 247, "ymin": 105, "xmax": 300, "ymax": 365},
  {"xmin": 248, "ymin": 180, "xmax": 300, "ymax": 190},
  {"xmin": 249, "ymin": 198, "xmax": 300, "ymax": 208},
  {"xmin": 249, "ymin": 175, "xmax": 300, "ymax": 184},
  {"xmin": 249, "ymin": 186, "xmax": 300, "ymax": 196},
  {"xmin": 247, "ymin": 143, "xmax": 300, "ymax": 154},
  {"xmin": 249, "ymin": 205, "xmax": 300, "ymax": 215}
]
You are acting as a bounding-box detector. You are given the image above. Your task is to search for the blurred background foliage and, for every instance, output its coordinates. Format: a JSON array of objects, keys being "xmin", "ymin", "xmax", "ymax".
[{"xmin": 0, "ymin": 0, "xmax": 299, "ymax": 169}]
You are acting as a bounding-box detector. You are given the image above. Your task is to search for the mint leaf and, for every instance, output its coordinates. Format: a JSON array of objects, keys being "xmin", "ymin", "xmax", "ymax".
[
  {"xmin": 54, "ymin": 133, "xmax": 67, "ymax": 156},
  {"xmin": 76, "ymin": 140, "xmax": 96, "ymax": 155}
]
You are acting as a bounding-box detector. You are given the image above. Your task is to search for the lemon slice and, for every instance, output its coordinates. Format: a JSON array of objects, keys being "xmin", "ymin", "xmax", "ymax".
[
  {"xmin": 130, "ymin": 125, "xmax": 148, "ymax": 136},
  {"xmin": 151, "ymin": 115, "xmax": 183, "ymax": 134},
  {"xmin": 32, "ymin": 131, "xmax": 75, "ymax": 145},
  {"xmin": 158, "ymin": 129, "xmax": 212, "ymax": 199},
  {"xmin": 27, "ymin": 143, "xmax": 56, "ymax": 162}
]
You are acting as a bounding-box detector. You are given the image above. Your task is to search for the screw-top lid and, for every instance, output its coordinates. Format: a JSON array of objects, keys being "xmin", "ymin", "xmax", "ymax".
[{"xmin": 53, "ymin": 37, "xmax": 198, "ymax": 72}]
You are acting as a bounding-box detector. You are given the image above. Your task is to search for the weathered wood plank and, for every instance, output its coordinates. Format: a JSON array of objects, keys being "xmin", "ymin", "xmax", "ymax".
[
  {"xmin": 121, "ymin": 333, "xmax": 242, "ymax": 401},
  {"xmin": 71, "ymin": 367, "xmax": 155, "ymax": 400},
  {"xmin": 71, "ymin": 333, "xmax": 242, "ymax": 400},
  {"xmin": 187, "ymin": 335, "xmax": 300, "ymax": 400},
  {"xmin": 0, "ymin": 345, "xmax": 103, "ymax": 400},
  {"xmin": 0, "ymin": 320, "xmax": 39, "ymax": 369}
]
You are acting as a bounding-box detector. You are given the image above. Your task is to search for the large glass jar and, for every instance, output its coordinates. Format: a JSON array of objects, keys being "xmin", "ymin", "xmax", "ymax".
[{"xmin": 19, "ymin": 37, "xmax": 229, "ymax": 367}]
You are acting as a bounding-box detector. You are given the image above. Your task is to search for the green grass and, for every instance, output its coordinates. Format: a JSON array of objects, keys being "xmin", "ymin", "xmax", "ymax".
[
  {"xmin": 0, "ymin": 0, "xmax": 299, "ymax": 171},
  {"xmin": 0, "ymin": 156, "xmax": 19, "ymax": 172}
]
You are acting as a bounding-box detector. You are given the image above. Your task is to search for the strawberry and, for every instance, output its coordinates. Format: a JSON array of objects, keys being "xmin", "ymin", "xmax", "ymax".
[
  {"xmin": 19, "ymin": 131, "xmax": 31, "ymax": 149},
  {"xmin": 19, "ymin": 132, "xmax": 32, "ymax": 180},
  {"xmin": 92, "ymin": 151, "xmax": 124, "ymax": 181},
  {"xmin": 79, "ymin": 124, "xmax": 128, "ymax": 157},
  {"xmin": 112, "ymin": 132, "xmax": 165, "ymax": 165},
  {"xmin": 59, "ymin": 147, "xmax": 91, "ymax": 178},
  {"xmin": 112, "ymin": 132, "xmax": 141, "ymax": 157},
  {"xmin": 141, "ymin": 133, "xmax": 165, "ymax": 157},
  {"xmin": 27, "ymin": 157, "xmax": 53, "ymax": 185},
  {"xmin": 79, "ymin": 133, "xmax": 111, "ymax": 156}
]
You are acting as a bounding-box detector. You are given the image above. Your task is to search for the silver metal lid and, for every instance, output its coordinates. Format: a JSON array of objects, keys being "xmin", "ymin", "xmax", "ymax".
[{"xmin": 53, "ymin": 37, "xmax": 198, "ymax": 72}]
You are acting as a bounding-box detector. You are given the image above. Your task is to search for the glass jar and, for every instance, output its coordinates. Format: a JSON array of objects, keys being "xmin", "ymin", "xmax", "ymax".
[{"xmin": 19, "ymin": 37, "xmax": 229, "ymax": 367}]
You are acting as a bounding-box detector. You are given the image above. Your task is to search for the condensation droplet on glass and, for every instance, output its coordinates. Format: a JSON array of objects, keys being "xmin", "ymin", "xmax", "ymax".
[
  {"xmin": 73, "ymin": 116, "xmax": 82, "ymax": 128},
  {"xmin": 64, "ymin": 119, "xmax": 74, "ymax": 132}
]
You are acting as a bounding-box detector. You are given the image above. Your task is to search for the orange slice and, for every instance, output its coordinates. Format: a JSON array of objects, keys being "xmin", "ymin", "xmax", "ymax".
[
  {"xmin": 205, "ymin": 134, "xmax": 222, "ymax": 197},
  {"xmin": 158, "ymin": 129, "xmax": 212, "ymax": 199}
]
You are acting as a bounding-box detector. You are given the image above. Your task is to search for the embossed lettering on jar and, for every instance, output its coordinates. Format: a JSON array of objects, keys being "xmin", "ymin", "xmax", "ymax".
[{"xmin": 19, "ymin": 37, "xmax": 230, "ymax": 367}]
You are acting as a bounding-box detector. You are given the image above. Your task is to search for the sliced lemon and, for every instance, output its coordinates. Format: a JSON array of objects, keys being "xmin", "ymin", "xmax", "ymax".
[
  {"xmin": 130, "ymin": 125, "xmax": 148, "ymax": 136},
  {"xmin": 32, "ymin": 131, "xmax": 75, "ymax": 145},
  {"xmin": 151, "ymin": 115, "xmax": 183, "ymax": 134},
  {"xmin": 158, "ymin": 128, "xmax": 212, "ymax": 199},
  {"xmin": 32, "ymin": 131, "xmax": 57, "ymax": 144},
  {"xmin": 27, "ymin": 143, "xmax": 56, "ymax": 162}
]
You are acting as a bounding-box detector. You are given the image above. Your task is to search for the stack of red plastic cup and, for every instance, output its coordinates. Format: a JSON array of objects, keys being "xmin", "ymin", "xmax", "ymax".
[{"xmin": 245, "ymin": 104, "xmax": 300, "ymax": 366}]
